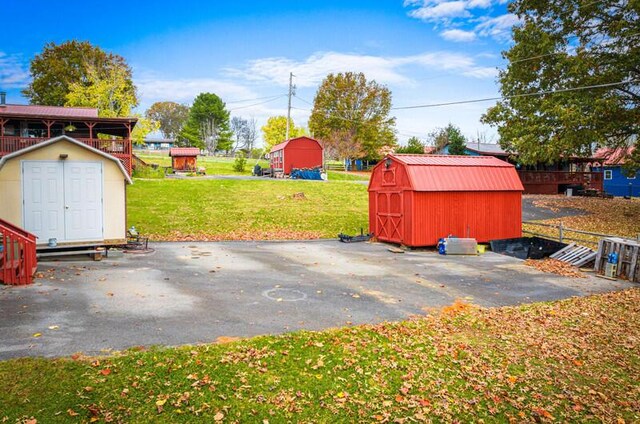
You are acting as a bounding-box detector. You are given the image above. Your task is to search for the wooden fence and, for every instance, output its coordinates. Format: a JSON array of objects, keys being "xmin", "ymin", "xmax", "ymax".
[{"xmin": 522, "ymin": 221, "xmax": 640, "ymax": 248}]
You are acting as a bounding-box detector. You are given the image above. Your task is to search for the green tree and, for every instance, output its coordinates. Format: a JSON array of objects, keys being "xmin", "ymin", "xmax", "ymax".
[
  {"xmin": 23, "ymin": 40, "xmax": 137, "ymax": 108},
  {"xmin": 65, "ymin": 64, "xmax": 137, "ymax": 117},
  {"xmin": 179, "ymin": 93, "xmax": 232, "ymax": 152},
  {"xmin": 396, "ymin": 136, "xmax": 425, "ymax": 154},
  {"xmin": 146, "ymin": 102, "xmax": 190, "ymax": 140},
  {"xmin": 482, "ymin": 0, "xmax": 639, "ymax": 170},
  {"xmin": 261, "ymin": 116, "xmax": 304, "ymax": 150},
  {"xmin": 309, "ymin": 72, "xmax": 396, "ymax": 159},
  {"xmin": 131, "ymin": 115, "xmax": 160, "ymax": 146},
  {"xmin": 429, "ymin": 124, "xmax": 467, "ymax": 155}
]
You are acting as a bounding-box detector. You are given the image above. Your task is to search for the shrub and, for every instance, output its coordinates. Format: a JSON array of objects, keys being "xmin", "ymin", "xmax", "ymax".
[
  {"xmin": 132, "ymin": 165, "xmax": 165, "ymax": 179},
  {"xmin": 233, "ymin": 152, "xmax": 247, "ymax": 172}
]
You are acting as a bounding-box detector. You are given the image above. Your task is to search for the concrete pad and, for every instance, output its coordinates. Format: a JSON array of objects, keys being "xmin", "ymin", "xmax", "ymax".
[{"xmin": 0, "ymin": 241, "xmax": 632, "ymax": 360}]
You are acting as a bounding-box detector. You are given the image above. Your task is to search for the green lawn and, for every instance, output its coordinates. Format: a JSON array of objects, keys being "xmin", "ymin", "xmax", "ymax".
[
  {"xmin": 2, "ymin": 289, "xmax": 638, "ymax": 422},
  {"xmin": 128, "ymin": 179, "xmax": 369, "ymax": 240},
  {"xmin": 136, "ymin": 153, "xmax": 269, "ymax": 176},
  {"xmin": 327, "ymin": 171, "xmax": 370, "ymax": 181}
]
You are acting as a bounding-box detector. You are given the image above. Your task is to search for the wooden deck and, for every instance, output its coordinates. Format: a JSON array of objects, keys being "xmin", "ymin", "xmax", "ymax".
[
  {"xmin": 0, "ymin": 136, "xmax": 132, "ymax": 175},
  {"xmin": 518, "ymin": 170, "xmax": 604, "ymax": 194}
]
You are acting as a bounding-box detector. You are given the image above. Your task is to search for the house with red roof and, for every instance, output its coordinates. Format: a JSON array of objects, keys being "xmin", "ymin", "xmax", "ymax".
[
  {"xmin": 0, "ymin": 94, "xmax": 137, "ymax": 283},
  {"xmin": 593, "ymin": 147, "xmax": 638, "ymax": 197}
]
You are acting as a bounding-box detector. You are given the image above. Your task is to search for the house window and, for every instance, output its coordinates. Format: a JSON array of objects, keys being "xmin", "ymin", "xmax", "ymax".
[{"xmin": 604, "ymin": 170, "xmax": 613, "ymax": 180}]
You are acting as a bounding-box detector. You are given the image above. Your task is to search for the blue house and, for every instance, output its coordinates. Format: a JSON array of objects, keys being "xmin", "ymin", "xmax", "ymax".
[
  {"xmin": 436, "ymin": 142, "xmax": 512, "ymax": 160},
  {"xmin": 594, "ymin": 147, "xmax": 639, "ymax": 197}
]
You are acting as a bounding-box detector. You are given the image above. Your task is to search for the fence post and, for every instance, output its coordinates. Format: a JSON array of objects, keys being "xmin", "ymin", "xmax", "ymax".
[{"xmin": 559, "ymin": 222, "xmax": 564, "ymax": 243}]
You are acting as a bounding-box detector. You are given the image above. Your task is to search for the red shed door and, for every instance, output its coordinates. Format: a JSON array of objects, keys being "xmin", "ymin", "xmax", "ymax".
[{"xmin": 376, "ymin": 191, "xmax": 403, "ymax": 243}]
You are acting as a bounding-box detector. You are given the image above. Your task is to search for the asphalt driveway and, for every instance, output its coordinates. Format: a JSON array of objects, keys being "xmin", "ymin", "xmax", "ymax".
[{"xmin": 0, "ymin": 241, "xmax": 631, "ymax": 360}]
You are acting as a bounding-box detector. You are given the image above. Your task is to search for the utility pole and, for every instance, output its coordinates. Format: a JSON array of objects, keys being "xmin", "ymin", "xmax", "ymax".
[{"xmin": 286, "ymin": 72, "xmax": 295, "ymax": 141}]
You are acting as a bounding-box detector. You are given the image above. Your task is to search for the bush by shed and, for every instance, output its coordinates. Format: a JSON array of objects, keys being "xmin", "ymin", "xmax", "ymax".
[{"xmin": 368, "ymin": 155, "xmax": 524, "ymax": 247}]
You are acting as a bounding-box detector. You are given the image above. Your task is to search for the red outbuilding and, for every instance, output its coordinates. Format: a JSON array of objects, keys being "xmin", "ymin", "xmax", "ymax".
[
  {"xmin": 169, "ymin": 147, "xmax": 200, "ymax": 172},
  {"xmin": 368, "ymin": 155, "xmax": 524, "ymax": 247},
  {"xmin": 269, "ymin": 136, "xmax": 323, "ymax": 175}
]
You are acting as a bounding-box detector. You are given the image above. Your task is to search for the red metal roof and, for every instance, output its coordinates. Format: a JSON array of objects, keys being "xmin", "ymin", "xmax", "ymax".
[
  {"xmin": 169, "ymin": 147, "xmax": 200, "ymax": 157},
  {"xmin": 269, "ymin": 136, "xmax": 321, "ymax": 153},
  {"xmin": 0, "ymin": 104, "xmax": 98, "ymax": 118},
  {"xmin": 593, "ymin": 147, "xmax": 635, "ymax": 166},
  {"xmin": 381, "ymin": 154, "xmax": 523, "ymax": 192}
]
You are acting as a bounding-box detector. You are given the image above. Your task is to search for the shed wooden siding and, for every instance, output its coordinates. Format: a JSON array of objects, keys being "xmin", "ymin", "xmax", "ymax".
[
  {"xmin": 368, "ymin": 155, "xmax": 523, "ymax": 247},
  {"xmin": 171, "ymin": 156, "xmax": 197, "ymax": 171},
  {"xmin": 269, "ymin": 137, "xmax": 323, "ymax": 174}
]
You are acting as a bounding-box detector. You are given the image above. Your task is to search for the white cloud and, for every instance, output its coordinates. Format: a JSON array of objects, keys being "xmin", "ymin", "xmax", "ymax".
[
  {"xmin": 408, "ymin": 1, "xmax": 470, "ymax": 21},
  {"xmin": 467, "ymin": 0, "xmax": 493, "ymax": 8},
  {"xmin": 225, "ymin": 50, "xmax": 494, "ymax": 90},
  {"xmin": 0, "ymin": 52, "xmax": 30, "ymax": 89},
  {"xmin": 440, "ymin": 29, "xmax": 477, "ymax": 42},
  {"xmin": 475, "ymin": 13, "xmax": 521, "ymax": 41},
  {"xmin": 461, "ymin": 66, "xmax": 498, "ymax": 78},
  {"xmin": 135, "ymin": 77, "xmax": 256, "ymax": 106},
  {"xmin": 405, "ymin": 0, "xmax": 519, "ymax": 42}
]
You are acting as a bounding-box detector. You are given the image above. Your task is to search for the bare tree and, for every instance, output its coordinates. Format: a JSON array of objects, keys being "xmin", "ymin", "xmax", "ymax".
[
  {"xmin": 200, "ymin": 117, "xmax": 219, "ymax": 155},
  {"xmin": 231, "ymin": 116, "xmax": 258, "ymax": 152},
  {"xmin": 324, "ymin": 129, "xmax": 365, "ymax": 171}
]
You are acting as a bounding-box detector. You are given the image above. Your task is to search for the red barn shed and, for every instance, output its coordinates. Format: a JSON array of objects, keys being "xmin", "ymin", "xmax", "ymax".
[
  {"xmin": 169, "ymin": 147, "xmax": 200, "ymax": 172},
  {"xmin": 368, "ymin": 155, "xmax": 524, "ymax": 247},
  {"xmin": 269, "ymin": 136, "xmax": 323, "ymax": 175}
]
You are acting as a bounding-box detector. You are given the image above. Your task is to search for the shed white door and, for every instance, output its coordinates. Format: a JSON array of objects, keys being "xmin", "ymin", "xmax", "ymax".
[
  {"xmin": 22, "ymin": 162, "xmax": 65, "ymax": 242},
  {"xmin": 22, "ymin": 161, "xmax": 103, "ymax": 243}
]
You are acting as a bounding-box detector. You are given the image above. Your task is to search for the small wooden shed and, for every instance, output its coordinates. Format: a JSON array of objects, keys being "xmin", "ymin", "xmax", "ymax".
[
  {"xmin": 169, "ymin": 147, "xmax": 200, "ymax": 172},
  {"xmin": 269, "ymin": 136, "xmax": 323, "ymax": 175},
  {"xmin": 0, "ymin": 135, "xmax": 132, "ymax": 246},
  {"xmin": 368, "ymin": 155, "xmax": 524, "ymax": 247}
]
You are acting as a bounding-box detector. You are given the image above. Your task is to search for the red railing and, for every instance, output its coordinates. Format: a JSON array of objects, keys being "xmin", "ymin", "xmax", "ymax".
[
  {"xmin": 0, "ymin": 136, "xmax": 132, "ymax": 175},
  {"xmin": 518, "ymin": 171, "xmax": 604, "ymax": 191},
  {"xmin": 0, "ymin": 218, "xmax": 38, "ymax": 285}
]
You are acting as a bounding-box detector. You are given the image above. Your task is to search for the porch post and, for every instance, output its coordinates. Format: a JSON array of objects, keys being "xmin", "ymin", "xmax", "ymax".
[
  {"xmin": 85, "ymin": 122, "xmax": 96, "ymax": 139},
  {"xmin": 42, "ymin": 120, "xmax": 55, "ymax": 138},
  {"xmin": 0, "ymin": 118, "xmax": 6, "ymax": 154}
]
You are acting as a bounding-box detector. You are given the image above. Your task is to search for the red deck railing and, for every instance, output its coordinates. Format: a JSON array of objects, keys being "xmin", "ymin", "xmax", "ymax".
[
  {"xmin": 0, "ymin": 136, "xmax": 132, "ymax": 175},
  {"xmin": 518, "ymin": 171, "xmax": 604, "ymax": 191},
  {"xmin": 0, "ymin": 218, "xmax": 38, "ymax": 285}
]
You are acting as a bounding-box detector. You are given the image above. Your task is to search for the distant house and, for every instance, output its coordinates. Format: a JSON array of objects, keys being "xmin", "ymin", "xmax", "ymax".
[
  {"xmin": 0, "ymin": 101, "xmax": 136, "ymax": 248},
  {"xmin": 436, "ymin": 142, "xmax": 512, "ymax": 160},
  {"xmin": 593, "ymin": 147, "xmax": 639, "ymax": 197},
  {"xmin": 436, "ymin": 142, "xmax": 603, "ymax": 195},
  {"xmin": 138, "ymin": 137, "xmax": 175, "ymax": 151}
]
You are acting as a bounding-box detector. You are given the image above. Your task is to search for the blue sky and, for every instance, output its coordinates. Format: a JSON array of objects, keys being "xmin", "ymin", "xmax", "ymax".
[{"xmin": 0, "ymin": 0, "xmax": 518, "ymax": 146}]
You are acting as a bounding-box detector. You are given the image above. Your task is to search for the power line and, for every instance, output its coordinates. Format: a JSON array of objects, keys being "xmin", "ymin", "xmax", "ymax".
[
  {"xmin": 228, "ymin": 95, "xmax": 286, "ymax": 111},
  {"xmin": 225, "ymin": 94, "xmax": 286, "ymax": 104},
  {"xmin": 391, "ymin": 79, "xmax": 638, "ymax": 110}
]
